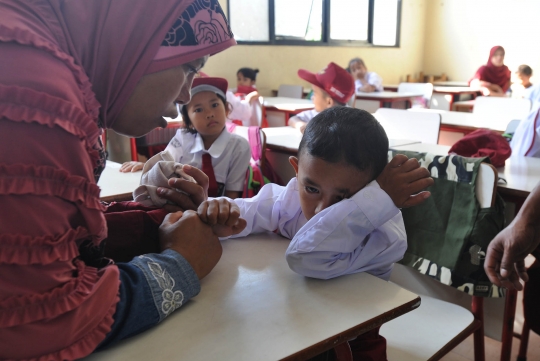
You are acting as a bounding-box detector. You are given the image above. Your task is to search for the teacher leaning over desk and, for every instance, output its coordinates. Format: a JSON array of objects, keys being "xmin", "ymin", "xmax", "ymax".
[{"xmin": 0, "ymin": 0, "xmax": 238, "ymax": 359}]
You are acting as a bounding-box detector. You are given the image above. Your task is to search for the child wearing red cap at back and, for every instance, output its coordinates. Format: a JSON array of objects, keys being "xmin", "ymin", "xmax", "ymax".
[
  {"xmin": 289, "ymin": 62, "xmax": 355, "ymax": 133},
  {"xmin": 122, "ymin": 77, "xmax": 251, "ymax": 199}
]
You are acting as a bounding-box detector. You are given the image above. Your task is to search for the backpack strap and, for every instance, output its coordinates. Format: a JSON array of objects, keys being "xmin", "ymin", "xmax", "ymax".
[
  {"xmin": 247, "ymin": 126, "xmax": 262, "ymax": 162},
  {"xmin": 225, "ymin": 122, "xmax": 237, "ymax": 133}
]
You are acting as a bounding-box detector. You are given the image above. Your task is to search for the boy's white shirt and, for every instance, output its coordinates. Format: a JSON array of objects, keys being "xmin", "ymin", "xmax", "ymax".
[
  {"xmin": 511, "ymin": 100, "xmax": 540, "ymax": 157},
  {"xmin": 292, "ymin": 108, "xmax": 319, "ymax": 124},
  {"xmin": 223, "ymin": 178, "xmax": 407, "ymax": 281}
]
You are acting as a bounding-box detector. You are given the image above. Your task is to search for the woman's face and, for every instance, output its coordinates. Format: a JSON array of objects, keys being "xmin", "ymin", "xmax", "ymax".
[
  {"xmin": 491, "ymin": 49, "xmax": 505, "ymax": 67},
  {"xmin": 113, "ymin": 56, "xmax": 208, "ymax": 137}
]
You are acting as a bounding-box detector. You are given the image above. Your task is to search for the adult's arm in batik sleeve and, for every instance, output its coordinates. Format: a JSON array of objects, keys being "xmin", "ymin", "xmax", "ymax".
[{"xmin": 285, "ymin": 180, "xmax": 407, "ymax": 281}]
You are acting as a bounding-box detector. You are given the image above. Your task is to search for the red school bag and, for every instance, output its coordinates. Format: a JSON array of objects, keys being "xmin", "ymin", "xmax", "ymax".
[{"xmin": 449, "ymin": 129, "xmax": 511, "ymax": 167}]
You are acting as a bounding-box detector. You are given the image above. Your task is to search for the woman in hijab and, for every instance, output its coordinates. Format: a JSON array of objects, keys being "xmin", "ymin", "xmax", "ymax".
[
  {"xmin": 0, "ymin": 0, "xmax": 237, "ymax": 359},
  {"xmin": 470, "ymin": 46, "xmax": 511, "ymax": 97}
]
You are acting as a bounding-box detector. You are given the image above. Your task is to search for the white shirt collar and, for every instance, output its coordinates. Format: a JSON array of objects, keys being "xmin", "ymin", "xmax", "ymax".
[{"xmin": 190, "ymin": 128, "xmax": 232, "ymax": 158}]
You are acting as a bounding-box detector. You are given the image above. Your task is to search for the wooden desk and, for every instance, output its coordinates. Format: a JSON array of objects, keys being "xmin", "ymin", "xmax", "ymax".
[
  {"xmin": 85, "ymin": 233, "xmax": 420, "ymax": 361},
  {"xmin": 354, "ymin": 91, "xmax": 425, "ymax": 113},
  {"xmin": 452, "ymin": 99, "xmax": 476, "ymax": 112},
  {"xmin": 431, "ymin": 87, "xmax": 480, "ymax": 111},
  {"xmin": 263, "ymin": 97, "xmax": 315, "ymax": 127},
  {"xmin": 98, "ymin": 161, "xmax": 141, "ymax": 202}
]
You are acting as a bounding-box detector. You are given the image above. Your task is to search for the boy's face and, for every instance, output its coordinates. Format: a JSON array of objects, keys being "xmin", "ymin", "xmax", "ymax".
[
  {"xmin": 289, "ymin": 154, "xmax": 371, "ymax": 221},
  {"xmin": 312, "ymin": 86, "xmax": 334, "ymax": 112},
  {"xmin": 517, "ymin": 72, "xmax": 531, "ymax": 85}
]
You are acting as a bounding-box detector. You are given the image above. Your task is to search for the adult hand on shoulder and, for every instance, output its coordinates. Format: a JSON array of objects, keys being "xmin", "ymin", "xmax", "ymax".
[
  {"xmin": 377, "ymin": 154, "xmax": 434, "ymax": 208},
  {"xmin": 159, "ymin": 210, "xmax": 222, "ymax": 280},
  {"xmin": 158, "ymin": 165, "xmax": 209, "ymax": 212},
  {"xmin": 484, "ymin": 214, "xmax": 540, "ymax": 291}
]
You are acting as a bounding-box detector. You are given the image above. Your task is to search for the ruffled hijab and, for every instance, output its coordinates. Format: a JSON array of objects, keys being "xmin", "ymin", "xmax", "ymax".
[
  {"xmin": 46, "ymin": 0, "xmax": 235, "ymax": 128},
  {"xmin": 472, "ymin": 46, "xmax": 511, "ymax": 92}
]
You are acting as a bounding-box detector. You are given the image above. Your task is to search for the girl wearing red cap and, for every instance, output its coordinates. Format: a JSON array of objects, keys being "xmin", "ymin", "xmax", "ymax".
[{"xmin": 470, "ymin": 46, "xmax": 511, "ymax": 97}]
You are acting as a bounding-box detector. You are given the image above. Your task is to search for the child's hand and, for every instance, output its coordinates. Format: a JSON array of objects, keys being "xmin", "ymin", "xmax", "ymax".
[
  {"xmin": 197, "ymin": 199, "xmax": 247, "ymax": 238},
  {"xmin": 120, "ymin": 161, "xmax": 144, "ymax": 172},
  {"xmin": 377, "ymin": 154, "xmax": 434, "ymax": 208}
]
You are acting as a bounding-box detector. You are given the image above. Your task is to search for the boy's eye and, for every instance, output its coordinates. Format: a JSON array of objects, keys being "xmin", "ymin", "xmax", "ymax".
[{"xmin": 305, "ymin": 186, "xmax": 319, "ymax": 194}]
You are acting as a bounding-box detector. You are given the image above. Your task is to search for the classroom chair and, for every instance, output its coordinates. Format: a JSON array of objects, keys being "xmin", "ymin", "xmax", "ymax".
[
  {"xmin": 277, "ymin": 84, "xmax": 303, "ymax": 99},
  {"xmin": 505, "ymin": 119, "xmax": 520, "ymax": 135},
  {"xmin": 473, "ymin": 97, "xmax": 531, "ymax": 132},
  {"xmin": 374, "ymin": 108, "xmax": 441, "ymax": 144},
  {"xmin": 379, "ymin": 152, "xmax": 503, "ymax": 361},
  {"xmin": 398, "ymin": 82, "xmax": 434, "ymax": 108}
]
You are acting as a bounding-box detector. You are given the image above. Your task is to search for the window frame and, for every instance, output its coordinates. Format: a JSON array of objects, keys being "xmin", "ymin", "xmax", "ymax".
[{"xmin": 228, "ymin": 0, "xmax": 402, "ymax": 47}]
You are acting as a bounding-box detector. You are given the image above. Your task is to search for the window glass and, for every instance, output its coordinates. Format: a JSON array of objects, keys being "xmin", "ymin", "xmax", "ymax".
[
  {"xmin": 330, "ymin": 0, "xmax": 369, "ymax": 41},
  {"xmin": 275, "ymin": 0, "xmax": 323, "ymax": 41},
  {"xmin": 230, "ymin": 0, "xmax": 269, "ymax": 41},
  {"xmin": 372, "ymin": 0, "xmax": 399, "ymax": 46}
]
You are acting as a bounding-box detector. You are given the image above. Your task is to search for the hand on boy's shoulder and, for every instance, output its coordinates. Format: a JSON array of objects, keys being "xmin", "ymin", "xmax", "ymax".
[{"xmin": 377, "ymin": 154, "xmax": 434, "ymax": 208}]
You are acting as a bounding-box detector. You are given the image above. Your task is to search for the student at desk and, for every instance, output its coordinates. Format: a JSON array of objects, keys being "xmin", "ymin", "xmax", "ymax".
[
  {"xmin": 288, "ymin": 62, "xmax": 354, "ymax": 133},
  {"xmin": 226, "ymin": 67, "xmax": 261, "ymax": 126},
  {"xmin": 348, "ymin": 57, "xmax": 383, "ymax": 93},
  {"xmin": 199, "ymin": 107, "xmax": 434, "ymax": 361},
  {"xmin": 470, "ymin": 46, "xmax": 511, "ymax": 97},
  {"xmin": 0, "ymin": 1, "xmax": 238, "ymax": 359}
]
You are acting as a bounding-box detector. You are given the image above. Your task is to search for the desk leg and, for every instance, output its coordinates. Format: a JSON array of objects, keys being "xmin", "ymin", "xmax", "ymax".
[
  {"xmin": 284, "ymin": 112, "xmax": 290, "ymax": 127},
  {"xmin": 500, "ymin": 289, "xmax": 518, "ymax": 361}
]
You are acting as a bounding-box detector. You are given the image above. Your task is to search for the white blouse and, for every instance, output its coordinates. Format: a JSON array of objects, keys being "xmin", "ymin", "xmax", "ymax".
[{"xmin": 164, "ymin": 128, "xmax": 251, "ymax": 192}]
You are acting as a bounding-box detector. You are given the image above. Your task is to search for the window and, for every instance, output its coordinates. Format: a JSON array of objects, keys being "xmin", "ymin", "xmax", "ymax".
[{"xmin": 228, "ymin": 0, "xmax": 402, "ymax": 47}]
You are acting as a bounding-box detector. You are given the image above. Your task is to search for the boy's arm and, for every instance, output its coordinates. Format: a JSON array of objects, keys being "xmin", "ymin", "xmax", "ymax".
[
  {"xmin": 286, "ymin": 181, "xmax": 406, "ymax": 280},
  {"xmin": 288, "ymin": 115, "xmax": 307, "ymax": 132}
]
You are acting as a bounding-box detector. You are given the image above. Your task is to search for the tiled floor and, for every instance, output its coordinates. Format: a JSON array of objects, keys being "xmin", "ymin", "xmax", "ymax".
[{"xmin": 441, "ymin": 284, "xmax": 540, "ymax": 361}]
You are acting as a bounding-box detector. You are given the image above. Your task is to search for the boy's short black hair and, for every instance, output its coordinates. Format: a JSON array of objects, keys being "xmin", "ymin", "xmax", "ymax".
[
  {"xmin": 237, "ymin": 67, "xmax": 259, "ymax": 81},
  {"xmin": 517, "ymin": 65, "xmax": 533, "ymax": 76},
  {"xmin": 181, "ymin": 93, "xmax": 229, "ymax": 134},
  {"xmin": 298, "ymin": 107, "xmax": 388, "ymax": 181}
]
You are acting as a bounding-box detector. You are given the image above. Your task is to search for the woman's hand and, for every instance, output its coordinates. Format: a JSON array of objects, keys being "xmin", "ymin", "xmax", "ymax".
[
  {"xmin": 120, "ymin": 161, "xmax": 144, "ymax": 172},
  {"xmin": 377, "ymin": 154, "xmax": 434, "ymax": 208},
  {"xmin": 158, "ymin": 165, "xmax": 209, "ymax": 212},
  {"xmin": 159, "ymin": 210, "xmax": 222, "ymax": 280},
  {"xmin": 197, "ymin": 198, "xmax": 247, "ymax": 238}
]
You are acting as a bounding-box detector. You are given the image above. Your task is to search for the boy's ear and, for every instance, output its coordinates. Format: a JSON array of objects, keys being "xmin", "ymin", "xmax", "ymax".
[
  {"xmin": 289, "ymin": 156, "xmax": 299, "ymax": 176},
  {"xmin": 327, "ymin": 96, "xmax": 335, "ymax": 109}
]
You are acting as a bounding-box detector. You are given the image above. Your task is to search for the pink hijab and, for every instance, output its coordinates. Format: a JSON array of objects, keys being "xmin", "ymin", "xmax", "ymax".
[
  {"xmin": 47, "ymin": 0, "xmax": 235, "ymax": 128},
  {"xmin": 471, "ymin": 46, "xmax": 511, "ymax": 92}
]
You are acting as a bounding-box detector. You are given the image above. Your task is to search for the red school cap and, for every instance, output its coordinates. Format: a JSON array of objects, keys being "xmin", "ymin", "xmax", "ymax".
[
  {"xmin": 191, "ymin": 77, "xmax": 228, "ymax": 99},
  {"xmin": 297, "ymin": 62, "xmax": 355, "ymax": 104}
]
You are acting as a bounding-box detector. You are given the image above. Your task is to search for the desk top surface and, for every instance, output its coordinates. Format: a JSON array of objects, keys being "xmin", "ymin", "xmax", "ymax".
[
  {"xmin": 433, "ymin": 86, "xmax": 480, "ymax": 94},
  {"xmin": 97, "ymin": 161, "xmax": 141, "ymax": 202},
  {"xmin": 391, "ymin": 143, "xmax": 540, "ymax": 196},
  {"xmin": 85, "ymin": 232, "xmax": 420, "ymax": 361},
  {"xmin": 355, "ymin": 91, "xmax": 425, "ymax": 99},
  {"xmin": 263, "ymin": 127, "xmax": 420, "ymax": 153},
  {"xmin": 409, "ymin": 109, "xmax": 508, "ymax": 132},
  {"xmin": 263, "ymin": 97, "xmax": 315, "ymax": 111},
  {"xmin": 433, "ymin": 81, "xmax": 470, "ymax": 87}
]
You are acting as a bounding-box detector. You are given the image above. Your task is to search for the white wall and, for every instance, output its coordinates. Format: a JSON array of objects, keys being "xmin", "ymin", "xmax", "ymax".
[{"xmin": 423, "ymin": 0, "xmax": 540, "ymax": 84}]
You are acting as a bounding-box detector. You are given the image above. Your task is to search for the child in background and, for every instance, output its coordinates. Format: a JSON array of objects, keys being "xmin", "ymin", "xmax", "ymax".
[
  {"xmin": 348, "ymin": 57, "xmax": 383, "ymax": 93},
  {"xmin": 288, "ymin": 62, "xmax": 354, "ymax": 133},
  {"xmin": 511, "ymin": 101, "xmax": 540, "ymax": 158},
  {"xmin": 226, "ymin": 67, "xmax": 261, "ymax": 126},
  {"xmin": 199, "ymin": 107, "xmax": 434, "ymax": 361},
  {"xmin": 123, "ymin": 77, "xmax": 251, "ymax": 199},
  {"xmin": 512, "ymin": 65, "xmax": 537, "ymax": 101}
]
